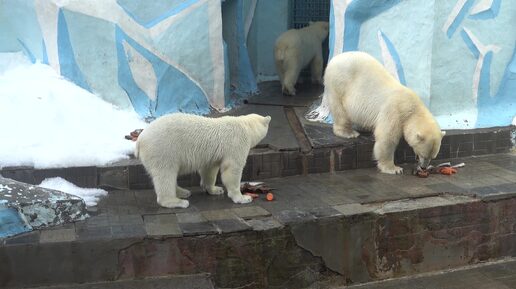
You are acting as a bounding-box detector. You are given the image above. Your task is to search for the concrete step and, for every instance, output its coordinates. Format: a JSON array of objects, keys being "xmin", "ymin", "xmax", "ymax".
[
  {"xmin": 23, "ymin": 274, "xmax": 214, "ymax": 289},
  {"xmin": 339, "ymin": 258, "xmax": 516, "ymax": 289}
]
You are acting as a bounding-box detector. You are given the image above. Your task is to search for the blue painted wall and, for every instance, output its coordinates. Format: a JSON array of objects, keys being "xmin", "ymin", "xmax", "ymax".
[
  {"xmin": 0, "ymin": 0, "xmax": 226, "ymax": 118},
  {"xmin": 308, "ymin": 0, "xmax": 515, "ymax": 129},
  {"xmin": 247, "ymin": 0, "xmax": 289, "ymax": 82}
]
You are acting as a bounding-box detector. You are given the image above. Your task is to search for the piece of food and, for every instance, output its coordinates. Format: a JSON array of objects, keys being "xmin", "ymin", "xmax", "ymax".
[
  {"xmin": 438, "ymin": 167, "xmax": 457, "ymax": 175},
  {"xmin": 266, "ymin": 192, "xmax": 274, "ymax": 201},
  {"xmin": 416, "ymin": 170, "xmax": 430, "ymax": 178}
]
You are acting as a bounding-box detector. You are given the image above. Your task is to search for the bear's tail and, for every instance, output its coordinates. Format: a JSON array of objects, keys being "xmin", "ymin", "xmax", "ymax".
[{"xmin": 275, "ymin": 46, "xmax": 286, "ymax": 62}]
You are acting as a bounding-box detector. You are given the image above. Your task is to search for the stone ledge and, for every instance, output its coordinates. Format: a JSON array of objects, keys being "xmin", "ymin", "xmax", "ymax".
[
  {"xmin": 1, "ymin": 193, "xmax": 515, "ymax": 288},
  {"xmin": 1, "ymin": 126, "xmax": 513, "ymax": 191}
]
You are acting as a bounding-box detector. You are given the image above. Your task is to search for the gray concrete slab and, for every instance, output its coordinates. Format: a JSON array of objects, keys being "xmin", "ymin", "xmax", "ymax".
[
  {"xmin": 222, "ymin": 104, "xmax": 300, "ymax": 150},
  {"xmin": 248, "ymin": 81, "xmax": 323, "ymax": 107}
]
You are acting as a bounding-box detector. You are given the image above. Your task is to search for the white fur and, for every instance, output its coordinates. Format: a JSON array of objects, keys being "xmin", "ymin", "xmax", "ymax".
[
  {"xmin": 325, "ymin": 51, "xmax": 445, "ymax": 174},
  {"xmin": 274, "ymin": 21, "xmax": 329, "ymax": 96},
  {"xmin": 135, "ymin": 113, "xmax": 271, "ymax": 208}
]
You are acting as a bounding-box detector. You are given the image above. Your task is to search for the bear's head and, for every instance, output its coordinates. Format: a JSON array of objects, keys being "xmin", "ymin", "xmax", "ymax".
[
  {"xmin": 241, "ymin": 114, "xmax": 271, "ymax": 147},
  {"xmin": 405, "ymin": 119, "xmax": 446, "ymax": 170},
  {"xmin": 308, "ymin": 21, "xmax": 329, "ymax": 41}
]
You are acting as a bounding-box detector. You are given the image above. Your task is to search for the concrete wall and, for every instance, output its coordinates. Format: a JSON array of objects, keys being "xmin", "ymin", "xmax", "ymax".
[
  {"xmin": 308, "ymin": 0, "xmax": 516, "ymax": 129},
  {"xmin": 247, "ymin": 0, "xmax": 290, "ymax": 82}
]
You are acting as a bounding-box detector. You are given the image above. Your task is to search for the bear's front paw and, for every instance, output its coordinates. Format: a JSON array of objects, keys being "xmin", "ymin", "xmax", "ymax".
[
  {"xmin": 176, "ymin": 187, "xmax": 191, "ymax": 198},
  {"xmin": 158, "ymin": 198, "xmax": 190, "ymax": 208},
  {"xmin": 282, "ymin": 87, "xmax": 296, "ymax": 96},
  {"xmin": 333, "ymin": 128, "xmax": 360, "ymax": 139},
  {"xmin": 378, "ymin": 163, "xmax": 404, "ymax": 175},
  {"xmin": 207, "ymin": 186, "xmax": 225, "ymax": 195},
  {"xmin": 231, "ymin": 194, "xmax": 253, "ymax": 204}
]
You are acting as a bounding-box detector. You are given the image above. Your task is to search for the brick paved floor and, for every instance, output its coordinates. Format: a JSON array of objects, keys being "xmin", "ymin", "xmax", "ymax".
[{"xmin": 5, "ymin": 153, "xmax": 513, "ymax": 244}]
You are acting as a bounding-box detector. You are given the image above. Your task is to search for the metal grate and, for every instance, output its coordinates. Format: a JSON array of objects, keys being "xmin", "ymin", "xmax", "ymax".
[
  {"xmin": 289, "ymin": 0, "xmax": 330, "ymax": 80},
  {"xmin": 290, "ymin": 0, "xmax": 330, "ymax": 29}
]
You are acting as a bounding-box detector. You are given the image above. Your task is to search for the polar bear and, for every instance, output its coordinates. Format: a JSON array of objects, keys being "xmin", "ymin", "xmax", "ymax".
[
  {"xmin": 135, "ymin": 113, "xmax": 271, "ymax": 208},
  {"xmin": 325, "ymin": 51, "xmax": 445, "ymax": 174},
  {"xmin": 274, "ymin": 21, "xmax": 329, "ymax": 96}
]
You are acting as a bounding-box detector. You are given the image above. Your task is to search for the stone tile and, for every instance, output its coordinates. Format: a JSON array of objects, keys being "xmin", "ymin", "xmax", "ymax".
[
  {"xmin": 426, "ymin": 182, "xmax": 468, "ymax": 194},
  {"xmin": 178, "ymin": 222, "xmax": 218, "ymax": 236},
  {"xmin": 333, "ymin": 203, "xmax": 378, "ymax": 216},
  {"xmin": 231, "ymin": 206, "xmax": 271, "ymax": 220},
  {"xmin": 97, "ymin": 165, "xmax": 129, "ymax": 190},
  {"xmin": 40, "ymin": 228, "xmax": 76, "ymax": 243},
  {"xmin": 245, "ymin": 217, "xmax": 283, "ymax": 231},
  {"xmin": 33, "ymin": 166, "xmax": 98, "ymax": 188},
  {"xmin": 212, "ymin": 219, "xmax": 251, "ymax": 233},
  {"xmin": 4, "ymin": 230, "xmax": 40, "ymax": 245},
  {"xmin": 176, "ymin": 212, "xmax": 207, "ymax": 223},
  {"xmin": 75, "ymin": 224, "xmax": 112, "ymax": 240},
  {"xmin": 0, "ymin": 167, "xmax": 35, "ymax": 184},
  {"xmin": 108, "ymin": 214, "xmax": 143, "ymax": 226},
  {"xmin": 110, "ymin": 224, "xmax": 146, "ymax": 239},
  {"xmin": 201, "ymin": 209, "xmax": 237, "ymax": 221},
  {"xmin": 128, "ymin": 164, "xmax": 152, "ymax": 190},
  {"xmin": 274, "ymin": 209, "xmax": 315, "ymax": 224},
  {"xmin": 308, "ymin": 206, "xmax": 342, "ymax": 218},
  {"xmin": 143, "ymin": 214, "xmax": 182, "ymax": 237}
]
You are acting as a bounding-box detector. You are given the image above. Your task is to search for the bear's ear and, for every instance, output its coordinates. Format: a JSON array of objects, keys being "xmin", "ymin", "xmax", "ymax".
[
  {"xmin": 263, "ymin": 116, "xmax": 271, "ymax": 124},
  {"xmin": 441, "ymin": 131, "xmax": 446, "ymax": 137},
  {"xmin": 416, "ymin": 132, "xmax": 425, "ymax": 142}
]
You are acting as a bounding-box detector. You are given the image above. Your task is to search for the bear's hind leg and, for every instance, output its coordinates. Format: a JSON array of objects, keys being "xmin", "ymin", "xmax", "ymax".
[
  {"xmin": 152, "ymin": 171, "xmax": 189, "ymax": 208},
  {"xmin": 310, "ymin": 51, "xmax": 323, "ymax": 85},
  {"xmin": 374, "ymin": 125, "xmax": 403, "ymax": 175},
  {"xmin": 220, "ymin": 161, "xmax": 252, "ymax": 204},
  {"xmin": 275, "ymin": 59, "xmax": 286, "ymax": 92},
  {"xmin": 282, "ymin": 58, "xmax": 300, "ymax": 96},
  {"xmin": 200, "ymin": 166, "xmax": 224, "ymax": 195},
  {"xmin": 328, "ymin": 89, "xmax": 360, "ymax": 138}
]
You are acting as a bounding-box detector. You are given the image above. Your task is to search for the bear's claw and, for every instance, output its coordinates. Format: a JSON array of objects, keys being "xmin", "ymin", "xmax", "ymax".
[{"xmin": 231, "ymin": 194, "xmax": 253, "ymax": 204}]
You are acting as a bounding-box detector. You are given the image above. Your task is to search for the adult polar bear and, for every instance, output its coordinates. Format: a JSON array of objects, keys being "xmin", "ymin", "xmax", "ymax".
[
  {"xmin": 325, "ymin": 51, "xmax": 445, "ymax": 174},
  {"xmin": 274, "ymin": 21, "xmax": 329, "ymax": 96},
  {"xmin": 136, "ymin": 113, "xmax": 271, "ymax": 208}
]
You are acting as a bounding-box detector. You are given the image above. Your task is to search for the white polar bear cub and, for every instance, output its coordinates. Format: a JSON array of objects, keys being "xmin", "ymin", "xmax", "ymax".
[
  {"xmin": 325, "ymin": 51, "xmax": 445, "ymax": 174},
  {"xmin": 274, "ymin": 21, "xmax": 329, "ymax": 96},
  {"xmin": 135, "ymin": 113, "xmax": 271, "ymax": 208}
]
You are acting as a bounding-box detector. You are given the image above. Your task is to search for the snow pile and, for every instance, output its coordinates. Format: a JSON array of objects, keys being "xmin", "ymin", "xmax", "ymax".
[
  {"xmin": 0, "ymin": 52, "xmax": 146, "ymax": 169},
  {"xmin": 39, "ymin": 177, "xmax": 107, "ymax": 206}
]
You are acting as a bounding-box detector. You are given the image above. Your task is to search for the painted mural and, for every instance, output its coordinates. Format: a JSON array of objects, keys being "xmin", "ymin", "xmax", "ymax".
[
  {"xmin": 1, "ymin": 0, "xmax": 514, "ymax": 128},
  {"xmin": 1, "ymin": 0, "xmax": 229, "ymax": 119},
  {"xmin": 307, "ymin": 0, "xmax": 516, "ymax": 129}
]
